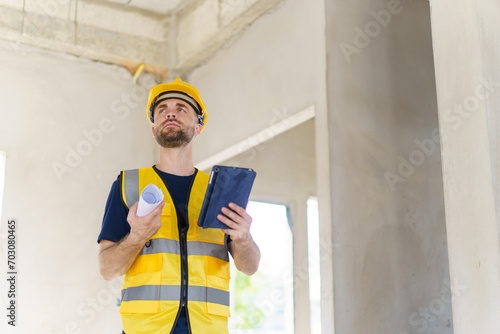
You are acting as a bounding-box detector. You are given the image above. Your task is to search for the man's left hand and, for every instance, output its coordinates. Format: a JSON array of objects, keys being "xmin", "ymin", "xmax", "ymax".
[
  {"xmin": 219, "ymin": 202, "xmax": 260, "ymax": 275},
  {"xmin": 218, "ymin": 202, "xmax": 253, "ymax": 242}
]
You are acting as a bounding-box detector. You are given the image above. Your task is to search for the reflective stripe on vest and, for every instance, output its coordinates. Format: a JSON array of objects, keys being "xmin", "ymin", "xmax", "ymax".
[
  {"xmin": 121, "ymin": 285, "xmax": 230, "ymax": 306},
  {"xmin": 139, "ymin": 238, "xmax": 229, "ymax": 262},
  {"xmin": 122, "ymin": 169, "xmax": 139, "ymax": 208}
]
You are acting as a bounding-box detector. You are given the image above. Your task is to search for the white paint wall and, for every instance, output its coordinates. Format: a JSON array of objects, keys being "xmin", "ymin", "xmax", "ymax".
[{"xmin": 0, "ymin": 41, "xmax": 156, "ymax": 334}]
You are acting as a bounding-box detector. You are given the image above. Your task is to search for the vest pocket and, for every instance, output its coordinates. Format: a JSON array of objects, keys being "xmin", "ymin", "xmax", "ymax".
[
  {"xmin": 206, "ymin": 279, "xmax": 231, "ymax": 317},
  {"xmin": 158, "ymin": 204, "xmax": 172, "ymax": 239},
  {"xmin": 129, "ymin": 253, "xmax": 163, "ymax": 276},
  {"xmin": 194, "ymin": 220, "xmax": 225, "ymax": 244},
  {"xmin": 119, "ymin": 253, "xmax": 163, "ymax": 314},
  {"xmin": 205, "ymin": 257, "xmax": 230, "ymax": 317}
]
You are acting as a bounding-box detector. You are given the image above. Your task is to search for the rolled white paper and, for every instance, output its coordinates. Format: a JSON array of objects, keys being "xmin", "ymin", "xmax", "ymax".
[{"xmin": 136, "ymin": 184, "xmax": 164, "ymax": 217}]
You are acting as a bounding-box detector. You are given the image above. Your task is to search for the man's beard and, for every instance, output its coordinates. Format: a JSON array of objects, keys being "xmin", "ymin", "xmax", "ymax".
[{"xmin": 154, "ymin": 121, "xmax": 195, "ymax": 148}]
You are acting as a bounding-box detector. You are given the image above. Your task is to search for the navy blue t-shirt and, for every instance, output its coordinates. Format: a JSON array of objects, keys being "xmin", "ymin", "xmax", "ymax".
[
  {"xmin": 98, "ymin": 166, "xmax": 195, "ymax": 243},
  {"xmin": 98, "ymin": 166, "xmax": 229, "ymax": 334}
]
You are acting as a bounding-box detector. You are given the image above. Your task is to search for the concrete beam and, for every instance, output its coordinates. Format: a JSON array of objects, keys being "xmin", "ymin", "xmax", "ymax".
[
  {"xmin": 194, "ymin": 105, "xmax": 315, "ymax": 171},
  {"xmin": 0, "ymin": 0, "xmax": 284, "ymax": 79},
  {"xmin": 174, "ymin": 0, "xmax": 285, "ymax": 73},
  {"xmin": 0, "ymin": 2, "xmax": 169, "ymax": 79},
  {"xmin": 76, "ymin": 1, "xmax": 167, "ymax": 41}
]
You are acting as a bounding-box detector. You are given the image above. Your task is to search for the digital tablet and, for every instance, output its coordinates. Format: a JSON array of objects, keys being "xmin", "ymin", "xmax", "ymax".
[{"xmin": 197, "ymin": 165, "xmax": 257, "ymax": 229}]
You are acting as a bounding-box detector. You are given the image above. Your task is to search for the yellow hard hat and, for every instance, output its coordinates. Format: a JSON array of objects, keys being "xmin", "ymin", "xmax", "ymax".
[{"xmin": 146, "ymin": 78, "xmax": 207, "ymax": 131}]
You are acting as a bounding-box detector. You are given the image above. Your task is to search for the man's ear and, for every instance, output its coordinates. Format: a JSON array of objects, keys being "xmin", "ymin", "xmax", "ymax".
[
  {"xmin": 194, "ymin": 123, "xmax": 202, "ymax": 137},
  {"xmin": 151, "ymin": 125, "xmax": 155, "ymax": 138}
]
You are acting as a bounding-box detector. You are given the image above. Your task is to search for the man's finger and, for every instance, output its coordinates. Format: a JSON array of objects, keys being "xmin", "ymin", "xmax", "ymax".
[
  {"xmin": 228, "ymin": 202, "xmax": 246, "ymax": 215},
  {"xmin": 221, "ymin": 228, "xmax": 235, "ymax": 236},
  {"xmin": 150, "ymin": 201, "xmax": 166, "ymax": 217},
  {"xmin": 228, "ymin": 202, "xmax": 252, "ymax": 221},
  {"xmin": 127, "ymin": 202, "xmax": 139, "ymax": 219},
  {"xmin": 218, "ymin": 214, "xmax": 237, "ymax": 229},
  {"xmin": 220, "ymin": 207, "xmax": 243, "ymax": 223}
]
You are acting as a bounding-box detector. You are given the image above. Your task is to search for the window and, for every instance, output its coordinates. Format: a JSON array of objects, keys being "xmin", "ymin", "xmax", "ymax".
[{"xmin": 229, "ymin": 201, "xmax": 294, "ymax": 334}]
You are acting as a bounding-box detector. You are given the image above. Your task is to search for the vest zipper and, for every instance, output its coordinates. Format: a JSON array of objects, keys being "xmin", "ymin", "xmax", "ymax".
[
  {"xmin": 183, "ymin": 170, "xmax": 197, "ymax": 334},
  {"xmin": 180, "ymin": 227, "xmax": 191, "ymax": 334},
  {"xmin": 154, "ymin": 167, "xmax": 198, "ymax": 334},
  {"xmin": 179, "ymin": 227, "xmax": 188, "ymax": 308}
]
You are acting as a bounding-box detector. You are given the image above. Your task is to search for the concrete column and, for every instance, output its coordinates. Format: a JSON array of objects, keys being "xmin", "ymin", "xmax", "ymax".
[
  {"xmin": 315, "ymin": 107, "xmax": 335, "ymax": 334},
  {"xmin": 289, "ymin": 196, "xmax": 311, "ymax": 334},
  {"xmin": 325, "ymin": 0, "xmax": 451, "ymax": 333},
  {"xmin": 430, "ymin": 1, "xmax": 500, "ymax": 333}
]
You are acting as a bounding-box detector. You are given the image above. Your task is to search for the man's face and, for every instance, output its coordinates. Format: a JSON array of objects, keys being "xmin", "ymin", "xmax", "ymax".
[{"xmin": 152, "ymin": 98, "xmax": 201, "ymax": 148}]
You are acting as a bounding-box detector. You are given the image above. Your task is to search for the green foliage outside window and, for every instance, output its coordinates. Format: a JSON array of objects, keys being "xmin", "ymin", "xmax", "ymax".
[{"xmin": 233, "ymin": 270, "xmax": 268, "ymax": 329}]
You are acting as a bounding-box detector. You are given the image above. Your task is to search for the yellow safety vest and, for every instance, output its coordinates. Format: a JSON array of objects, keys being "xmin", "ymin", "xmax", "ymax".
[{"xmin": 118, "ymin": 167, "xmax": 230, "ymax": 334}]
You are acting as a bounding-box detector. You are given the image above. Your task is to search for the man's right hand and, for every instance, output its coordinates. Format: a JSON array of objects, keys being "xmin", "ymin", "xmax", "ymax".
[
  {"xmin": 99, "ymin": 201, "xmax": 165, "ymax": 281},
  {"xmin": 126, "ymin": 201, "xmax": 165, "ymax": 245}
]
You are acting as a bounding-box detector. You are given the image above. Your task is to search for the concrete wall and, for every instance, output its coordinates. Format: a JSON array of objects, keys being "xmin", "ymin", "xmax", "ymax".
[
  {"xmin": 174, "ymin": 0, "xmax": 285, "ymax": 73},
  {"xmin": 480, "ymin": 2, "xmax": 500, "ymax": 235},
  {"xmin": 325, "ymin": 0, "xmax": 452, "ymax": 333},
  {"xmin": 187, "ymin": 0, "xmax": 327, "ymax": 332},
  {"xmin": 0, "ymin": 0, "xmax": 171, "ymax": 77},
  {"xmin": 0, "ymin": 41, "xmax": 156, "ymax": 334},
  {"xmin": 214, "ymin": 120, "xmax": 316, "ymax": 204},
  {"xmin": 0, "ymin": 0, "xmax": 479, "ymax": 333},
  {"xmin": 217, "ymin": 120, "xmax": 316, "ymax": 333},
  {"xmin": 430, "ymin": 0, "xmax": 500, "ymax": 332},
  {"xmin": 187, "ymin": 0, "xmax": 453, "ymax": 333},
  {"xmin": 188, "ymin": 0, "xmax": 326, "ymax": 165}
]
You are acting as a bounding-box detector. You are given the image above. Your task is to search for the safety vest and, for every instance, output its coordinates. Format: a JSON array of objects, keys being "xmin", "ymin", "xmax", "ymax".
[{"xmin": 118, "ymin": 167, "xmax": 230, "ymax": 334}]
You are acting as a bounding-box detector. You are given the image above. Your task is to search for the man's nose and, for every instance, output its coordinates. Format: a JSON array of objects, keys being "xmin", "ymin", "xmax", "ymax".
[{"xmin": 165, "ymin": 108, "xmax": 177, "ymax": 118}]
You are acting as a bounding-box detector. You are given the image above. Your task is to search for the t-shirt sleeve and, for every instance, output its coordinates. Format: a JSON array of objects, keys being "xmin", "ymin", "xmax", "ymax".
[{"xmin": 97, "ymin": 175, "xmax": 131, "ymax": 243}]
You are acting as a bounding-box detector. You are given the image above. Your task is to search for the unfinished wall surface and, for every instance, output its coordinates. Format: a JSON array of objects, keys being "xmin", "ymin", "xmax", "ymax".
[
  {"xmin": 188, "ymin": 0, "xmax": 327, "ymax": 332},
  {"xmin": 0, "ymin": 41, "xmax": 156, "ymax": 333},
  {"xmin": 213, "ymin": 120, "xmax": 316, "ymax": 204},
  {"xmin": 174, "ymin": 0, "xmax": 286, "ymax": 73},
  {"xmin": 478, "ymin": 2, "xmax": 500, "ymax": 237},
  {"xmin": 0, "ymin": 0, "xmax": 171, "ymax": 77},
  {"xmin": 189, "ymin": 0, "xmax": 327, "ymax": 166},
  {"xmin": 325, "ymin": 0, "xmax": 452, "ymax": 333},
  {"xmin": 218, "ymin": 120, "xmax": 317, "ymax": 333},
  {"xmin": 3, "ymin": 0, "xmax": 491, "ymax": 333},
  {"xmin": 0, "ymin": 0, "xmax": 287, "ymax": 79},
  {"xmin": 430, "ymin": 0, "xmax": 500, "ymax": 332}
]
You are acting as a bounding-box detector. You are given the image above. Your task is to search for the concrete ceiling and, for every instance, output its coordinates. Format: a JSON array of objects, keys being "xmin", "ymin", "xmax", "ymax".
[
  {"xmin": 101, "ymin": 0, "xmax": 193, "ymax": 15},
  {"xmin": 0, "ymin": 0, "xmax": 285, "ymax": 80}
]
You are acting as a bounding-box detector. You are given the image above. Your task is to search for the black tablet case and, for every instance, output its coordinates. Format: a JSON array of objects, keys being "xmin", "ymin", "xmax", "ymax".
[{"xmin": 197, "ymin": 165, "xmax": 257, "ymax": 229}]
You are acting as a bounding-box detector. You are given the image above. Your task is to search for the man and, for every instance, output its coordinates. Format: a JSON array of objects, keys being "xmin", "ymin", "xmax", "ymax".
[{"xmin": 98, "ymin": 78, "xmax": 261, "ymax": 334}]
